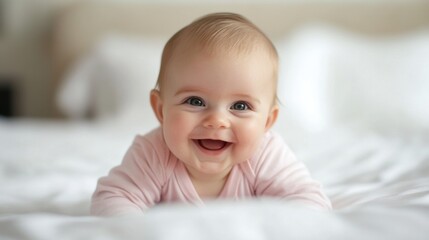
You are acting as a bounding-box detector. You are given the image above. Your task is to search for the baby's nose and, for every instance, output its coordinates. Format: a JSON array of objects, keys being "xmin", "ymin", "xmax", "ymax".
[{"xmin": 203, "ymin": 110, "xmax": 230, "ymax": 129}]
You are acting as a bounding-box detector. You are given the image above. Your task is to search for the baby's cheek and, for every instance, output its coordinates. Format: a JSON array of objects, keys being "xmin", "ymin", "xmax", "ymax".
[
  {"xmin": 235, "ymin": 122, "xmax": 265, "ymax": 158},
  {"xmin": 167, "ymin": 111, "xmax": 199, "ymax": 136},
  {"xmin": 240, "ymin": 118, "xmax": 266, "ymax": 136}
]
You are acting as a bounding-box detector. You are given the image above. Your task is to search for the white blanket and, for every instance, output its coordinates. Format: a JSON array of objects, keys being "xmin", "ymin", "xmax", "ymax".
[{"xmin": 1, "ymin": 118, "xmax": 428, "ymax": 239}]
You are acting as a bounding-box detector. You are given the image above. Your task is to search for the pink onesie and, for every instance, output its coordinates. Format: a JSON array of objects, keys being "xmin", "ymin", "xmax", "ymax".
[{"xmin": 91, "ymin": 127, "xmax": 331, "ymax": 216}]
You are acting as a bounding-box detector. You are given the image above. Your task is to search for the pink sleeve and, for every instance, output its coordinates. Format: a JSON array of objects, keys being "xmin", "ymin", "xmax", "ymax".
[
  {"xmin": 90, "ymin": 134, "xmax": 167, "ymax": 216},
  {"xmin": 252, "ymin": 132, "xmax": 332, "ymax": 210}
]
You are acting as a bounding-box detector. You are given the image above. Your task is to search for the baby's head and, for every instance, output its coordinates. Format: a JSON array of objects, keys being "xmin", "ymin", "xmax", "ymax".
[
  {"xmin": 151, "ymin": 13, "xmax": 280, "ymax": 178},
  {"xmin": 155, "ymin": 12, "xmax": 279, "ymax": 104}
]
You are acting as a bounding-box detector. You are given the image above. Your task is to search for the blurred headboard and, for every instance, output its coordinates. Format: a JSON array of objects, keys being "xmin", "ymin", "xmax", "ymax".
[{"xmin": 50, "ymin": 2, "xmax": 429, "ymax": 114}]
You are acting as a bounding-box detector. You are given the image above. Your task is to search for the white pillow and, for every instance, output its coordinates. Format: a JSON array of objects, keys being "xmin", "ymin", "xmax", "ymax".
[
  {"xmin": 277, "ymin": 25, "xmax": 429, "ymax": 134},
  {"xmin": 57, "ymin": 35, "xmax": 165, "ymax": 129}
]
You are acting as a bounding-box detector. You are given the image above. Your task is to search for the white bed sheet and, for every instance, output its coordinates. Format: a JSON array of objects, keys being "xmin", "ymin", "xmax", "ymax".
[{"xmin": 0, "ymin": 118, "xmax": 428, "ymax": 239}]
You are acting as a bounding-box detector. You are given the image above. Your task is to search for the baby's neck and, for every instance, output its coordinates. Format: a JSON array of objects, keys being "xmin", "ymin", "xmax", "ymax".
[
  {"xmin": 191, "ymin": 175, "xmax": 229, "ymax": 199},
  {"xmin": 186, "ymin": 167, "xmax": 232, "ymax": 199}
]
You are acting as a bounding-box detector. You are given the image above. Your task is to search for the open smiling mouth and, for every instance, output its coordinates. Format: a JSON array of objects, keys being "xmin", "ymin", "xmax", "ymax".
[{"xmin": 195, "ymin": 139, "xmax": 231, "ymax": 151}]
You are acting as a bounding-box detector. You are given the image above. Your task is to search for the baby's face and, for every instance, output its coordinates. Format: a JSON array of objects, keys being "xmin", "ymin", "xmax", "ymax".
[{"xmin": 152, "ymin": 49, "xmax": 278, "ymax": 181}]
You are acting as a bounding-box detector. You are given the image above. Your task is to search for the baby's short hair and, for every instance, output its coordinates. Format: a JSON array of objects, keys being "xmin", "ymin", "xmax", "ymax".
[{"xmin": 155, "ymin": 12, "xmax": 279, "ymax": 91}]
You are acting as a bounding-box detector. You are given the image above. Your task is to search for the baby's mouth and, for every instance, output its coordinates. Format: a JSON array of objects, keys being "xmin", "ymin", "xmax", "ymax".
[{"xmin": 196, "ymin": 139, "xmax": 231, "ymax": 151}]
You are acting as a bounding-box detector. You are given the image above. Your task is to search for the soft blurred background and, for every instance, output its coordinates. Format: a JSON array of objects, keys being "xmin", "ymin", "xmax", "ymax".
[{"xmin": 0, "ymin": 0, "xmax": 428, "ymax": 122}]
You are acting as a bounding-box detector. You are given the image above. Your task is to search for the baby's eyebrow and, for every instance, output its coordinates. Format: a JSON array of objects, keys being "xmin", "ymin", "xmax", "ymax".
[
  {"xmin": 232, "ymin": 94, "xmax": 261, "ymax": 105},
  {"xmin": 174, "ymin": 88, "xmax": 204, "ymax": 97}
]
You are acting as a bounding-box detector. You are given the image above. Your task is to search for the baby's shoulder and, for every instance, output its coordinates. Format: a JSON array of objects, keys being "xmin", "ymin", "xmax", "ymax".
[
  {"xmin": 246, "ymin": 131, "xmax": 292, "ymax": 167},
  {"xmin": 131, "ymin": 127, "xmax": 177, "ymax": 172},
  {"xmin": 255, "ymin": 131, "xmax": 288, "ymax": 154},
  {"xmin": 134, "ymin": 127, "xmax": 165, "ymax": 147}
]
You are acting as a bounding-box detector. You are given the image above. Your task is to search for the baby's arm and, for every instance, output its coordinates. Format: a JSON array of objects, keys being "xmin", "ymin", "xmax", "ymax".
[
  {"xmin": 253, "ymin": 132, "xmax": 332, "ymax": 210},
  {"xmin": 91, "ymin": 136, "xmax": 164, "ymax": 216}
]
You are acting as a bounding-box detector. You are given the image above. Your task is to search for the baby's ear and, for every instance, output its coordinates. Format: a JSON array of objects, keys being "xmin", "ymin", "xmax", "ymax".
[
  {"xmin": 265, "ymin": 105, "xmax": 279, "ymax": 131},
  {"xmin": 150, "ymin": 89, "xmax": 164, "ymax": 124}
]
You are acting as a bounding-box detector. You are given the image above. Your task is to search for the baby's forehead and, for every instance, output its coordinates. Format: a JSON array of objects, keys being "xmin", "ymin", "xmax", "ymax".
[
  {"xmin": 166, "ymin": 48, "xmax": 277, "ymax": 92},
  {"xmin": 167, "ymin": 47, "xmax": 276, "ymax": 82},
  {"xmin": 164, "ymin": 43, "xmax": 277, "ymax": 83}
]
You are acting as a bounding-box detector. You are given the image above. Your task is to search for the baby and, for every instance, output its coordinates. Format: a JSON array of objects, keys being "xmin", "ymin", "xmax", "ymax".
[{"xmin": 91, "ymin": 12, "xmax": 331, "ymax": 216}]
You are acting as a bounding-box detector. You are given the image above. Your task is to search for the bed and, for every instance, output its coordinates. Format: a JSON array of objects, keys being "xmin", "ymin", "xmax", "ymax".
[{"xmin": 1, "ymin": 2, "xmax": 429, "ymax": 239}]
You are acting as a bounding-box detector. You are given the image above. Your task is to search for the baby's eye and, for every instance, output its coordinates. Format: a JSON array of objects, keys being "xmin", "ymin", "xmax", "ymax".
[
  {"xmin": 185, "ymin": 97, "xmax": 205, "ymax": 107},
  {"xmin": 231, "ymin": 101, "xmax": 250, "ymax": 111}
]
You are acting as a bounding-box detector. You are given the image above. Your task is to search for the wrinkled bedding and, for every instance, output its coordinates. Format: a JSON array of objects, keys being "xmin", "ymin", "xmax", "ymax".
[{"xmin": 1, "ymin": 118, "xmax": 428, "ymax": 239}]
